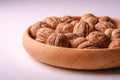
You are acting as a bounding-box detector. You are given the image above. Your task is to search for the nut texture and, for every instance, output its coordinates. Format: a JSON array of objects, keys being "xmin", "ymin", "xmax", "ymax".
[
  {"xmin": 104, "ymin": 28, "xmax": 114, "ymax": 38},
  {"xmin": 73, "ymin": 21, "xmax": 95, "ymax": 37},
  {"xmin": 95, "ymin": 22, "xmax": 116, "ymax": 32},
  {"xmin": 70, "ymin": 37, "xmax": 87, "ymax": 48},
  {"xmin": 46, "ymin": 33, "xmax": 69, "ymax": 47},
  {"xmin": 86, "ymin": 31, "xmax": 111, "ymax": 48},
  {"xmin": 77, "ymin": 41, "xmax": 97, "ymax": 49},
  {"xmin": 43, "ymin": 17, "xmax": 60, "ymax": 29},
  {"xmin": 56, "ymin": 23, "xmax": 74, "ymax": 33},
  {"xmin": 109, "ymin": 38, "xmax": 120, "ymax": 48},
  {"xmin": 81, "ymin": 13, "xmax": 95, "ymax": 21},
  {"xmin": 30, "ymin": 21, "xmax": 50, "ymax": 38},
  {"xmin": 99, "ymin": 16, "xmax": 113, "ymax": 22},
  {"xmin": 84, "ymin": 16, "xmax": 98, "ymax": 26},
  {"xmin": 60, "ymin": 16, "xmax": 74, "ymax": 23},
  {"xmin": 111, "ymin": 28, "xmax": 120, "ymax": 40},
  {"xmin": 64, "ymin": 33, "xmax": 78, "ymax": 40},
  {"xmin": 36, "ymin": 28, "xmax": 54, "ymax": 43},
  {"xmin": 70, "ymin": 20, "xmax": 79, "ymax": 26}
]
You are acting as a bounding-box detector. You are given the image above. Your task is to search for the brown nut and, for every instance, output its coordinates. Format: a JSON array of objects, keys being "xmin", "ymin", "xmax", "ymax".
[
  {"xmin": 84, "ymin": 16, "xmax": 98, "ymax": 26},
  {"xmin": 81, "ymin": 13, "xmax": 95, "ymax": 21},
  {"xmin": 108, "ymin": 38, "xmax": 120, "ymax": 48},
  {"xmin": 35, "ymin": 28, "xmax": 54, "ymax": 43},
  {"xmin": 43, "ymin": 16, "xmax": 60, "ymax": 29},
  {"xmin": 70, "ymin": 37, "xmax": 87, "ymax": 48},
  {"xmin": 95, "ymin": 21, "xmax": 116, "ymax": 32},
  {"xmin": 46, "ymin": 33, "xmax": 69, "ymax": 47},
  {"xmin": 30, "ymin": 21, "xmax": 51, "ymax": 38},
  {"xmin": 104, "ymin": 28, "xmax": 114, "ymax": 38},
  {"xmin": 73, "ymin": 21, "xmax": 95, "ymax": 37},
  {"xmin": 70, "ymin": 20, "xmax": 79, "ymax": 26},
  {"xmin": 64, "ymin": 33, "xmax": 78, "ymax": 40},
  {"xmin": 99, "ymin": 16, "xmax": 113, "ymax": 22},
  {"xmin": 56, "ymin": 23, "xmax": 74, "ymax": 33},
  {"xmin": 60, "ymin": 16, "xmax": 74, "ymax": 23},
  {"xmin": 77, "ymin": 41, "xmax": 97, "ymax": 49},
  {"xmin": 111, "ymin": 28, "xmax": 120, "ymax": 40},
  {"xmin": 86, "ymin": 31, "xmax": 111, "ymax": 48}
]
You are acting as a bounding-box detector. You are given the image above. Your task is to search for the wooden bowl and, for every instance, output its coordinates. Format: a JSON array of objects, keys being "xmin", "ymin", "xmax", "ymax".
[{"xmin": 23, "ymin": 17, "xmax": 120, "ymax": 70}]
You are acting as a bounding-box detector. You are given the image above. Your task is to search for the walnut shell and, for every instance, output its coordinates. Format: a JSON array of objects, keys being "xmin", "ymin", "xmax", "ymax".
[
  {"xmin": 104, "ymin": 28, "xmax": 114, "ymax": 38},
  {"xmin": 77, "ymin": 41, "xmax": 97, "ymax": 49},
  {"xmin": 30, "ymin": 21, "xmax": 50, "ymax": 38},
  {"xmin": 95, "ymin": 22, "xmax": 116, "ymax": 32},
  {"xmin": 111, "ymin": 28, "xmax": 120, "ymax": 40},
  {"xmin": 99, "ymin": 16, "xmax": 113, "ymax": 22},
  {"xmin": 35, "ymin": 28, "xmax": 54, "ymax": 43},
  {"xmin": 73, "ymin": 21, "xmax": 95, "ymax": 37},
  {"xmin": 86, "ymin": 31, "xmax": 111, "ymax": 48},
  {"xmin": 46, "ymin": 33, "xmax": 69, "ymax": 47},
  {"xmin": 64, "ymin": 33, "xmax": 78, "ymax": 40},
  {"xmin": 56, "ymin": 23, "xmax": 74, "ymax": 33},
  {"xmin": 81, "ymin": 13, "xmax": 95, "ymax": 21},
  {"xmin": 43, "ymin": 17, "xmax": 60, "ymax": 29},
  {"xmin": 84, "ymin": 16, "xmax": 98, "ymax": 26},
  {"xmin": 109, "ymin": 38, "xmax": 120, "ymax": 48},
  {"xmin": 70, "ymin": 37, "xmax": 87, "ymax": 48},
  {"xmin": 60, "ymin": 16, "xmax": 74, "ymax": 23},
  {"xmin": 70, "ymin": 20, "xmax": 79, "ymax": 26}
]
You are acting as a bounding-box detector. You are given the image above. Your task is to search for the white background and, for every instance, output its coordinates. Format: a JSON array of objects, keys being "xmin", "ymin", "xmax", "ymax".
[{"xmin": 0, "ymin": 0, "xmax": 120, "ymax": 80}]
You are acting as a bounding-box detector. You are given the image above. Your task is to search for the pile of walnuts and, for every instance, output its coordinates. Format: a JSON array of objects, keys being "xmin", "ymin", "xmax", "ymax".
[{"xmin": 30, "ymin": 13, "xmax": 120, "ymax": 49}]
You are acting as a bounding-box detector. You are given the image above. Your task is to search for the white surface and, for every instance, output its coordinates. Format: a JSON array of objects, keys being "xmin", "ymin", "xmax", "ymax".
[{"xmin": 0, "ymin": 0, "xmax": 120, "ymax": 80}]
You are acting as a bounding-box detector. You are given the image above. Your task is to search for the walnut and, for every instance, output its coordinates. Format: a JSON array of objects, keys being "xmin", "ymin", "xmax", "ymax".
[
  {"xmin": 111, "ymin": 28, "xmax": 120, "ymax": 40},
  {"xmin": 56, "ymin": 23, "xmax": 74, "ymax": 33},
  {"xmin": 86, "ymin": 31, "xmax": 111, "ymax": 48},
  {"xmin": 60, "ymin": 16, "xmax": 74, "ymax": 23},
  {"xmin": 108, "ymin": 38, "xmax": 120, "ymax": 48},
  {"xmin": 46, "ymin": 33, "xmax": 69, "ymax": 47},
  {"xmin": 64, "ymin": 33, "xmax": 78, "ymax": 40},
  {"xmin": 30, "ymin": 21, "xmax": 50, "ymax": 38},
  {"xmin": 99, "ymin": 16, "xmax": 113, "ymax": 22},
  {"xmin": 35, "ymin": 28, "xmax": 54, "ymax": 43},
  {"xmin": 81, "ymin": 13, "xmax": 95, "ymax": 21},
  {"xmin": 70, "ymin": 37, "xmax": 87, "ymax": 48},
  {"xmin": 84, "ymin": 16, "xmax": 98, "ymax": 26},
  {"xmin": 104, "ymin": 28, "xmax": 114, "ymax": 38},
  {"xmin": 95, "ymin": 21, "xmax": 116, "ymax": 32},
  {"xmin": 77, "ymin": 41, "xmax": 98, "ymax": 49},
  {"xmin": 43, "ymin": 16, "xmax": 60, "ymax": 29},
  {"xmin": 70, "ymin": 20, "xmax": 79, "ymax": 26},
  {"xmin": 73, "ymin": 21, "xmax": 95, "ymax": 37}
]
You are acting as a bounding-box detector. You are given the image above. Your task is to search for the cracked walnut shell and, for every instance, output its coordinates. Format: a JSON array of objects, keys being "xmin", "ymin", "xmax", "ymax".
[
  {"xmin": 86, "ymin": 31, "xmax": 111, "ymax": 48},
  {"xmin": 56, "ymin": 23, "xmax": 74, "ymax": 33},
  {"xmin": 35, "ymin": 28, "xmax": 54, "ymax": 43},
  {"xmin": 30, "ymin": 21, "xmax": 51, "ymax": 38},
  {"xmin": 46, "ymin": 33, "xmax": 69, "ymax": 47},
  {"xmin": 95, "ymin": 21, "xmax": 116, "ymax": 32},
  {"xmin": 43, "ymin": 16, "xmax": 60, "ymax": 29},
  {"xmin": 73, "ymin": 21, "xmax": 95, "ymax": 37}
]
